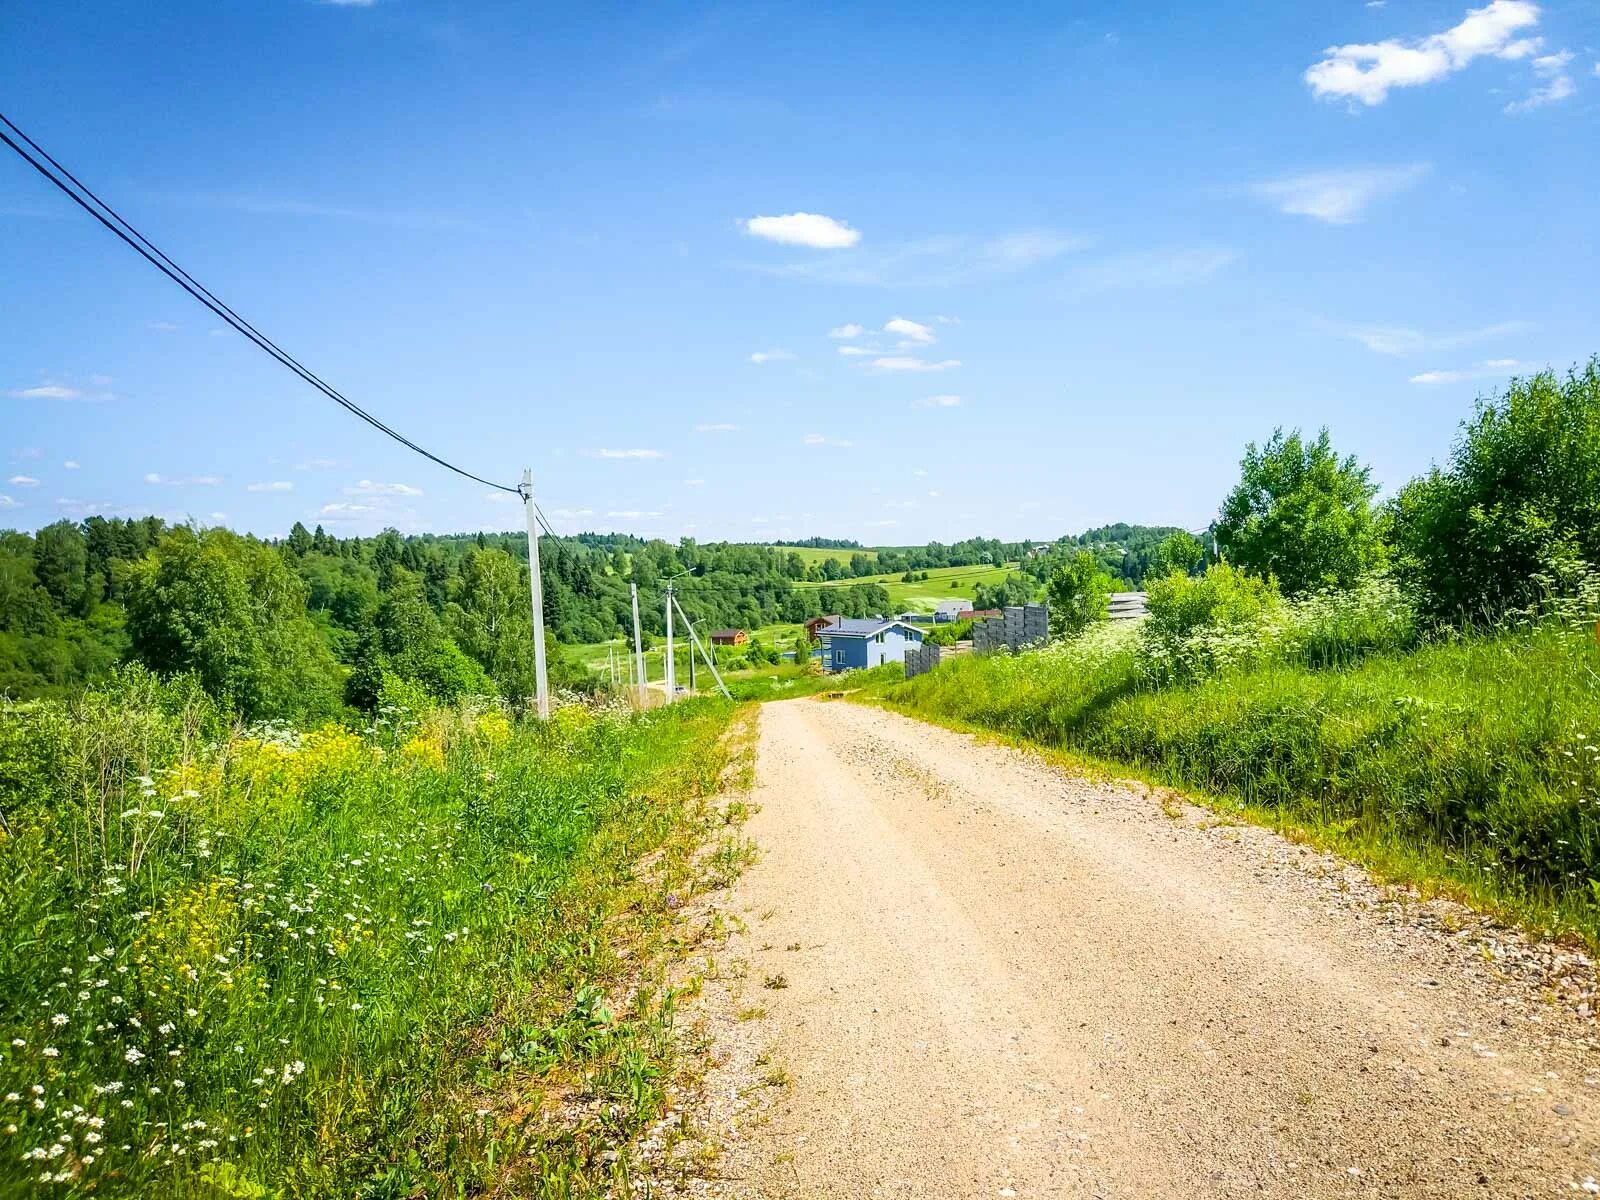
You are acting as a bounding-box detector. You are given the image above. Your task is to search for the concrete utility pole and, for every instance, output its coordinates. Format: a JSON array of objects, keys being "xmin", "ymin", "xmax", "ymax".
[
  {"xmin": 520, "ymin": 468, "xmax": 550, "ymax": 720},
  {"xmin": 664, "ymin": 580, "xmax": 676, "ymax": 703},
  {"xmin": 630, "ymin": 582, "xmax": 646, "ymax": 708}
]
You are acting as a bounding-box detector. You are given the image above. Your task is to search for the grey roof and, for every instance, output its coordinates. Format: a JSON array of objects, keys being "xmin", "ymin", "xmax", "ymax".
[{"xmin": 819, "ymin": 617, "xmax": 919, "ymax": 639}]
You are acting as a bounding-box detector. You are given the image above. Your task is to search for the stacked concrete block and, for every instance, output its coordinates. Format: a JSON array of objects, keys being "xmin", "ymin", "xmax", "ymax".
[
  {"xmin": 1022, "ymin": 603, "xmax": 1049, "ymax": 647},
  {"xmin": 972, "ymin": 603, "xmax": 1050, "ymax": 654}
]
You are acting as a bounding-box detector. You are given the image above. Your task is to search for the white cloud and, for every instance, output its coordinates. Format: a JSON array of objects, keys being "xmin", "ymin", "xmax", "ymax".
[
  {"xmin": 345, "ymin": 480, "xmax": 422, "ymax": 496},
  {"xmin": 928, "ymin": 489, "xmax": 942, "ymax": 498},
  {"xmin": 884, "ymin": 317, "xmax": 935, "ymax": 345},
  {"xmin": 63, "ymin": 461, "xmax": 79, "ymax": 470},
  {"xmin": 683, "ymin": 478, "xmax": 706, "ymax": 486},
  {"xmin": 8, "ymin": 475, "xmax": 39, "ymax": 487},
  {"xmin": 1409, "ymin": 358, "xmax": 1528, "ymax": 384},
  {"xmin": 297, "ymin": 457, "xmax": 341, "ymax": 470},
  {"xmin": 748, "ymin": 349, "xmax": 795, "ymax": 365},
  {"xmin": 483, "ymin": 490, "xmax": 520, "ymax": 505},
  {"xmin": 803, "ymin": 434, "xmax": 854, "ymax": 448},
  {"xmin": 583, "ymin": 448, "xmax": 664, "ymax": 459},
  {"xmin": 1505, "ymin": 49, "xmax": 1576, "ymax": 111},
  {"xmin": 208, "ymin": 512, "xmax": 229, "ymax": 523},
  {"xmin": 549, "ymin": 507, "xmax": 595, "ymax": 519},
  {"xmin": 1253, "ymin": 165, "xmax": 1429, "ymax": 224},
  {"xmin": 1305, "ymin": 0, "xmax": 1543, "ymax": 106},
  {"xmin": 911, "ymin": 394, "xmax": 962, "ymax": 409},
  {"xmin": 837, "ymin": 345, "xmax": 875, "ymax": 356},
  {"xmin": 869, "ymin": 356, "xmax": 961, "ymax": 372},
  {"xmin": 607, "ymin": 510, "xmax": 664, "ymax": 519},
  {"xmin": 247, "ymin": 480, "xmax": 294, "ymax": 493},
  {"xmin": 9, "ymin": 384, "xmax": 82, "ymax": 400},
  {"xmin": 695, "ymin": 422, "xmax": 739, "ymax": 432},
  {"xmin": 866, "ymin": 519, "xmax": 900, "ymax": 528},
  {"xmin": 1343, "ymin": 319, "xmax": 1527, "ymax": 354},
  {"xmin": 0, "ymin": 495, "xmax": 19, "ymax": 510},
  {"xmin": 319, "ymin": 502, "xmax": 374, "ymax": 516},
  {"xmin": 828, "ymin": 323, "xmax": 864, "ymax": 339},
  {"xmin": 145, "ymin": 321, "xmax": 179, "ymax": 333},
  {"xmin": 742, "ymin": 212, "xmax": 861, "ymax": 249},
  {"xmin": 145, "ymin": 472, "xmax": 222, "ymax": 486}
]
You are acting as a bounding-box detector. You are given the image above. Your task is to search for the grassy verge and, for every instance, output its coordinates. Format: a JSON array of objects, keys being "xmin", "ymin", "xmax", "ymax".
[
  {"xmin": 874, "ymin": 620, "xmax": 1600, "ymax": 947},
  {"xmin": 0, "ymin": 668, "xmax": 740, "ymax": 1197}
]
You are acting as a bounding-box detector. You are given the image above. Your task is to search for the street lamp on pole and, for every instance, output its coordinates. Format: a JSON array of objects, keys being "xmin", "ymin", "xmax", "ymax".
[{"xmin": 663, "ymin": 564, "xmax": 705, "ymax": 704}]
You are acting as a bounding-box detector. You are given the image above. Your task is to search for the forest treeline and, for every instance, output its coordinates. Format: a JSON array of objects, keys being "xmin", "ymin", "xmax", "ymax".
[{"xmin": 1, "ymin": 516, "xmax": 1173, "ymax": 716}]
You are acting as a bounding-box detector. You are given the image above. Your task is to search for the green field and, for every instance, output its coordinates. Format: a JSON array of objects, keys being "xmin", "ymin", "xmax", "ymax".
[
  {"xmin": 759, "ymin": 544, "xmax": 878, "ymax": 566},
  {"xmin": 793, "ymin": 562, "xmax": 1026, "ymax": 613}
]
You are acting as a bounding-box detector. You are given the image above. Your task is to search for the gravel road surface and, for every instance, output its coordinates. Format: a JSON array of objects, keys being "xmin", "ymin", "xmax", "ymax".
[{"xmin": 660, "ymin": 698, "xmax": 1600, "ymax": 1199}]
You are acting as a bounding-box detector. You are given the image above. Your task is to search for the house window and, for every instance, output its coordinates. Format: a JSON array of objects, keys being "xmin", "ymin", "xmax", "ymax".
[{"xmin": 875, "ymin": 632, "xmax": 884, "ymax": 643}]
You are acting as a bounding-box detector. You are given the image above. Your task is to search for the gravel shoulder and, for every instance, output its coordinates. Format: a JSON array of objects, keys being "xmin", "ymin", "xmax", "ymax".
[{"xmin": 635, "ymin": 697, "xmax": 1599, "ymax": 1199}]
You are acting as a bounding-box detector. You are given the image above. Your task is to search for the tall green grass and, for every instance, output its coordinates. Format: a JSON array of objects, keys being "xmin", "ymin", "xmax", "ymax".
[
  {"xmin": 883, "ymin": 608, "xmax": 1600, "ymax": 944},
  {"xmin": 0, "ymin": 667, "xmax": 735, "ymax": 1196}
]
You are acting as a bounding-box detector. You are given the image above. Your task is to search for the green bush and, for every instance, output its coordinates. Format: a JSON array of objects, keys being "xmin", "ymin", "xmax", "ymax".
[{"xmin": 1390, "ymin": 359, "xmax": 1600, "ymax": 623}]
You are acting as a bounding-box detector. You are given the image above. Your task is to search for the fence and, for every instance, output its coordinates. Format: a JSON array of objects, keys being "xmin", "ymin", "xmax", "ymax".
[{"xmin": 903, "ymin": 641, "xmax": 942, "ymax": 680}]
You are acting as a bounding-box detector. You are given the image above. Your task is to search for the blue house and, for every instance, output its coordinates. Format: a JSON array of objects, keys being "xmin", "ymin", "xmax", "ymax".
[{"xmin": 816, "ymin": 617, "xmax": 925, "ymax": 672}]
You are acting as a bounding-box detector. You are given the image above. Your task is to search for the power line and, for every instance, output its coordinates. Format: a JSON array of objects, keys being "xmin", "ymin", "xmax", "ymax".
[{"xmin": 0, "ymin": 112, "xmax": 520, "ymax": 496}]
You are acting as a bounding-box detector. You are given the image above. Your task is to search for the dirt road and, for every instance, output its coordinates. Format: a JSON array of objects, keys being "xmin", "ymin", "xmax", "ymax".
[{"xmin": 674, "ymin": 698, "xmax": 1600, "ymax": 1198}]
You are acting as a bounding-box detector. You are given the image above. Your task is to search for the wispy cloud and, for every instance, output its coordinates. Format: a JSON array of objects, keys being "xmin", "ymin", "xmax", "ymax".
[
  {"xmin": 63, "ymin": 461, "xmax": 79, "ymax": 470},
  {"xmin": 977, "ymin": 230, "xmax": 1089, "ymax": 269},
  {"xmin": 144, "ymin": 472, "xmax": 223, "ymax": 486},
  {"xmin": 684, "ymin": 478, "xmax": 706, "ymax": 486},
  {"xmin": 837, "ymin": 345, "xmax": 876, "ymax": 357},
  {"xmin": 319, "ymin": 502, "xmax": 375, "ymax": 517},
  {"xmin": 741, "ymin": 212, "xmax": 861, "ymax": 249},
  {"xmin": 1252, "ymin": 165, "xmax": 1429, "ymax": 224},
  {"xmin": 1066, "ymin": 247, "xmax": 1234, "ymax": 296},
  {"xmin": 1305, "ymin": 0, "xmax": 1543, "ymax": 106},
  {"xmin": 869, "ymin": 356, "xmax": 961, "ymax": 372},
  {"xmin": 1409, "ymin": 357, "xmax": 1529, "ymax": 384},
  {"xmin": 695, "ymin": 422, "xmax": 739, "ymax": 432},
  {"xmin": 583, "ymin": 448, "xmax": 664, "ymax": 460},
  {"xmin": 607, "ymin": 509, "xmax": 664, "ymax": 519},
  {"xmin": 8, "ymin": 475, "xmax": 40, "ymax": 487},
  {"xmin": 172, "ymin": 192, "xmax": 479, "ymax": 232},
  {"xmin": 247, "ymin": 481, "xmax": 294, "ymax": 493},
  {"xmin": 748, "ymin": 349, "xmax": 795, "ymax": 365},
  {"xmin": 296, "ymin": 457, "xmax": 342, "ymax": 470},
  {"xmin": 9, "ymin": 384, "xmax": 82, "ymax": 401},
  {"xmin": 828, "ymin": 323, "xmax": 864, "ymax": 339},
  {"xmin": 0, "ymin": 495, "xmax": 19, "ymax": 511},
  {"xmin": 803, "ymin": 434, "xmax": 854, "ymax": 448},
  {"xmin": 1340, "ymin": 319, "xmax": 1528, "ymax": 355},
  {"xmin": 1505, "ymin": 49, "xmax": 1577, "ymax": 112},
  {"xmin": 911, "ymin": 394, "xmax": 962, "ymax": 408},
  {"xmin": 344, "ymin": 480, "xmax": 422, "ymax": 496},
  {"xmin": 738, "ymin": 229, "xmax": 1083, "ymax": 288},
  {"xmin": 145, "ymin": 321, "xmax": 180, "ymax": 333}
]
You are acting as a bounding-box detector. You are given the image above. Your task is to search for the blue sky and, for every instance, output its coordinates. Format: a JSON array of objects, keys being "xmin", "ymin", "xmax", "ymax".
[{"xmin": 3, "ymin": 0, "xmax": 1596, "ymax": 544}]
